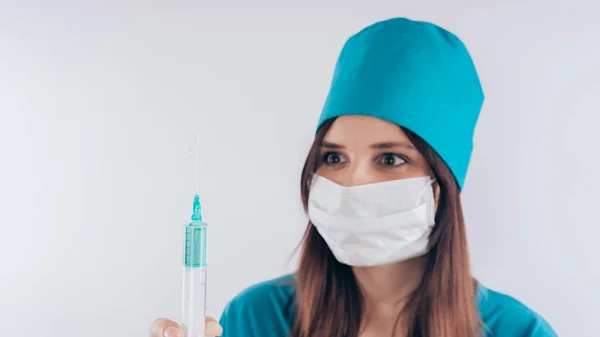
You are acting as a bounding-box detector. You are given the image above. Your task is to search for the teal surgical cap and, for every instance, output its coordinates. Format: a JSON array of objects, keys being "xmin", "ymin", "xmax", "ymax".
[{"xmin": 316, "ymin": 18, "xmax": 484, "ymax": 190}]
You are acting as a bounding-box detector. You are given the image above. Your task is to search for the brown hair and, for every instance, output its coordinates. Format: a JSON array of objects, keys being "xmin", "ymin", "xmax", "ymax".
[{"xmin": 290, "ymin": 118, "xmax": 481, "ymax": 337}]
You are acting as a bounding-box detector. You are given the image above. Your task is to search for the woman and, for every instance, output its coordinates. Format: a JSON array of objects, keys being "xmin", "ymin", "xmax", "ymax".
[{"xmin": 150, "ymin": 17, "xmax": 557, "ymax": 337}]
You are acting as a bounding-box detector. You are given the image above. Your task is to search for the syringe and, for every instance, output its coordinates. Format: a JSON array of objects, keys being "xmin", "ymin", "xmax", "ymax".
[{"xmin": 182, "ymin": 194, "xmax": 208, "ymax": 337}]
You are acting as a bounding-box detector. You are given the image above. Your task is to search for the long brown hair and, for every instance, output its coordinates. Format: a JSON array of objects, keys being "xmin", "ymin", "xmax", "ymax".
[{"xmin": 290, "ymin": 118, "xmax": 481, "ymax": 337}]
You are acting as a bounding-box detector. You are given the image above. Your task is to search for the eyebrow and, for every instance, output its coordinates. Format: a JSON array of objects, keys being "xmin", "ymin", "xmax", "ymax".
[
  {"xmin": 321, "ymin": 141, "xmax": 345, "ymax": 149},
  {"xmin": 321, "ymin": 141, "xmax": 415, "ymax": 150}
]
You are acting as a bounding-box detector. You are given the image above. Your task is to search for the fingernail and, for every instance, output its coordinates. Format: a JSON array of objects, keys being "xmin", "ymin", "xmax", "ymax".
[{"xmin": 164, "ymin": 326, "xmax": 181, "ymax": 337}]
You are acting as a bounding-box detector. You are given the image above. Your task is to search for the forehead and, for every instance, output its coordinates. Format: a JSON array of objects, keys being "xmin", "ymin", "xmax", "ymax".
[{"xmin": 323, "ymin": 115, "xmax": 412, "ymax": 145}]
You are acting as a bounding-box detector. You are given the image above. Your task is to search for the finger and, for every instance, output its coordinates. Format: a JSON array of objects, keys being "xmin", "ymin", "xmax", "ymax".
[
  {"xmin": 205, "ymin": 316, "xmax": 223, "ymax": 337},
  {"xmin": 149, "ymin": 318, "xmax": 183, "ymax": 337}
]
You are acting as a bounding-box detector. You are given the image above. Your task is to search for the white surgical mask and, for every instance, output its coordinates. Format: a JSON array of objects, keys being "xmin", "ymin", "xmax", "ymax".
[{"xmin": 307, "ymin": 174, "xmax": 436, "ymax": 267}]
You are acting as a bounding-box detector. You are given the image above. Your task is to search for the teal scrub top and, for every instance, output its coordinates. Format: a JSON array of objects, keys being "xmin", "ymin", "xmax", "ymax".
[{"xmin": 218, "ymin": 274, "xmax": 557, "ymax": 337}]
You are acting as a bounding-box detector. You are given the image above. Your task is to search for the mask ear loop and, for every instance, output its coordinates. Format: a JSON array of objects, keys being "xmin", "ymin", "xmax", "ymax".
[{"xmin": 426, "ymin": 176, "xmax": 440, "ymax": 223}]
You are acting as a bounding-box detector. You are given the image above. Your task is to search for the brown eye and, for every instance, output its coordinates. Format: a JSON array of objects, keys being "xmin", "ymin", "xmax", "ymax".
[
  {"xmin": 323, "ymin": 152, "xmax": 347, "ymax": 165},
  {"xmin": 379, "ymin": 153, "xmax": 407, "ymax": 167}
]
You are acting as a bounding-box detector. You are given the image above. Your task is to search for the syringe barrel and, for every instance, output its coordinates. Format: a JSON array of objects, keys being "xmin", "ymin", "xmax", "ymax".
[{"xmin": 182, "ymin": 221, "xmax": 207, "ymax": 337}]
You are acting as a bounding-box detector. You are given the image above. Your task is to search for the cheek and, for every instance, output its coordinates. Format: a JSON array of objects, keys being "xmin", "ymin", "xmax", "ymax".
[
  {"xmin": 314, "ymin": 162, "xmax": 371, "ymax": 186},
  {"xmin": 405, "ymin": 160, "xmax": 433, "ymax": 177},
  {"xmin": 316, "ymin": 162, "xmax": 432, "ymax": 187},
  {"xmin": 314, "ymin": 165, "xmax": 329, "ymax": 178},
  {"xmin": 314, "ymin": 166, "xmax": 349, "ymax": 185}
]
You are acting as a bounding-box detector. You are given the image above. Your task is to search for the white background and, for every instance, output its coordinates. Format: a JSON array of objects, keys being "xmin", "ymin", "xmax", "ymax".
[{"xmin": 1, "ymin": 1, "xmax": 598, "ymax": 336}]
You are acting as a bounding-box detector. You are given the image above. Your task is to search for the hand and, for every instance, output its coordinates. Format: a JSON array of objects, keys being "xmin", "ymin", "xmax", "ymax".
[{"xmin": 149, "ymin": 317, "xmax": 223, "ymax": 337}]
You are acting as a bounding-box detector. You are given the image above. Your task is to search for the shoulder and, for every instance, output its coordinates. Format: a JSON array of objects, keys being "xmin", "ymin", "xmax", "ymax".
[
  {"xmin": 218, "ymin": 274, "xmax": 296, "ymax": 337},
  {"xmin": 477, "ymin": 283, "xmax": 558, "ymax": 337}
]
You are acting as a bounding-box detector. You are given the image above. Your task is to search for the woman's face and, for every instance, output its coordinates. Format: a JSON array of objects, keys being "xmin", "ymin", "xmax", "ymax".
[{"xmin": 316, "ymin": 115, "xmax": 432, "ymax": 186}]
